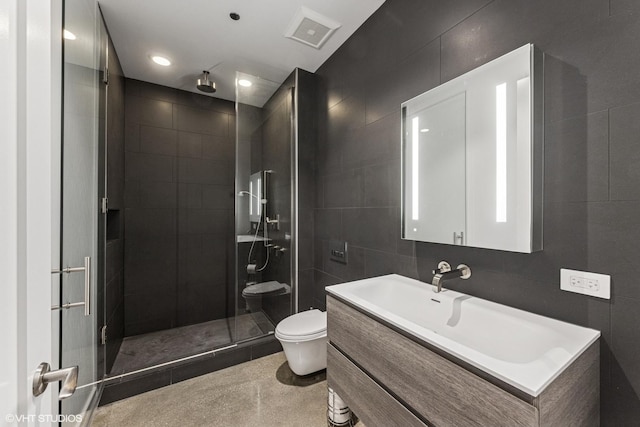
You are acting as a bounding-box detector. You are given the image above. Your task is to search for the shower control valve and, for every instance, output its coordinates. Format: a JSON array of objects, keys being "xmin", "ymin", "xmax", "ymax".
[{"xmin": 266, "ymin": 214, "xmax": 280, "ymax": 231}]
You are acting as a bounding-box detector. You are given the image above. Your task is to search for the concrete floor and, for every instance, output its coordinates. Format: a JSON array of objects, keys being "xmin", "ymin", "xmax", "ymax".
[{"xmin": 93, "ymin": 352, "xmax": 363, "ymax": 427}]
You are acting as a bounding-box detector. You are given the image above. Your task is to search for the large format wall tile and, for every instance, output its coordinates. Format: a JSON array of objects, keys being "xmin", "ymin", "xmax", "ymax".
[
  {"xmin": 105, "ymin": 36, "xmax": 126, "ymax": 372},
  {"xmin": 124, "ymin": 79, "xmax": 235, "ymax": 335},
  {"xmin": 314, "ymin": 0, "xmax": 640, "ymax": 423},
  {"xmin": 545, "ymin": 111, "xmax": 609, "ymax": 202},
  {"xmin": 364, "ymin": 38, "xmax": 440, "ymax": 125},
  {"xmin": 125, "ymin": 152, "xmax": 174, "ymax": 183},
  {"xmin": 610, "ymin": 102, "xmax": 640, "ymax": 201},
  {"xmin": 126, "ymin": 96, "xmax": 174, "ymax": 129},
  {"xmin": 440, "ymin": 0, "xmax": 609, "ymax": 83},
  {"xmin": 322, "ymin": 170, "xmax": 364, "ymax": 209},
  {"xmin": 139, "ymin": 126, "xmax": 177, "ymax": 156}
]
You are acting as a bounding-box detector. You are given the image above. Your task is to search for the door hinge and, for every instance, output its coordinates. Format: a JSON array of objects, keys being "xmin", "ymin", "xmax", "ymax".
[
  {"xmin": 103, "ymin": 66, "xmax": 109, "ymax": 85},
  {"xmin": 101, "ymin": 197, "xmax": 108, "ymax": 214},
  {"xmin": 101, "ymin": 325, "xmax": 107, "ymax": 345}
]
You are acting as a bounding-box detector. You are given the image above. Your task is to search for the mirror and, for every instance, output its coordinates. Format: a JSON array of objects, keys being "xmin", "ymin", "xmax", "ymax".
[
  {"xmin": 248, "ymin": 171, "xmax": 264, "ymax": 223},
  {"xmin": 402, "ymin": 44, "xmax": 543, "ymax": 253}
]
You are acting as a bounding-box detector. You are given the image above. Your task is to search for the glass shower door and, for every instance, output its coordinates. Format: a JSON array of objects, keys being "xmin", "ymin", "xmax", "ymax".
[
  {"xmin": 234, "ymin": 72, "xmax": 295, "ymax": 342},
  {"xmin": 57, "ymin": 0, "xmax": 105, "ymax": 422}
]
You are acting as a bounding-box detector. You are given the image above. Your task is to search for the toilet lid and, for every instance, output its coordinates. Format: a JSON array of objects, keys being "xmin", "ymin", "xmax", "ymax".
[
  {"xmin": 276, "ymin": 309, "xmax": 326, "ymax": 337},
  {"xmin": 242, "ymin": 281, "xmax": 286, "ymax": 296}
]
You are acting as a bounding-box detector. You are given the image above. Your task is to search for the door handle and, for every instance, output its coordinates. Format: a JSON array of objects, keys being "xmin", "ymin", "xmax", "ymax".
[
  {"xmin": 51, "ymin": 256, "xmax": 91, "ymax": 316},
  {"xmin": 32, "ymin": 362, "xmax": 78, "ymax": 399}
]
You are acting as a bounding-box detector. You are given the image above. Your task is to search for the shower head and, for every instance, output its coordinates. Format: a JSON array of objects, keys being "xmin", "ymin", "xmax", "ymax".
[{"xmin": 197, "ymin": 70, "xmax": 216, "ymax": 93}]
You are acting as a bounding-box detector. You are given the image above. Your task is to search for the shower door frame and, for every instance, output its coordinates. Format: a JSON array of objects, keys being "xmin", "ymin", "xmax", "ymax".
[{"xmin": 291, "ymin": 71, "xmax": 300, "ymax": 314}]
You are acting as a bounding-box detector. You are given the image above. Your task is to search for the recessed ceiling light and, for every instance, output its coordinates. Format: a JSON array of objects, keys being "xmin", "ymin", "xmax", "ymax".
[
  {"xmin": 238, "ymin": 79, "xmax": 252, "ymax": 87},
  {"xmin": 63, "ymin": 29, "xmax": 76, "ymax": 40},
  {"xmin": 151, "ymin": 56, "xmax": 171, "ymax": 66},
  {"xmin": 420, "ymin": 128, "xmax": 430, "ymax": 133}
]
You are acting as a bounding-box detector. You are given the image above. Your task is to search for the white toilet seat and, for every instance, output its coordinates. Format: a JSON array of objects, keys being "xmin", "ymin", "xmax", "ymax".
[
  {"xmin": 275, "ymin": 329, "xmax": 326, "ymax": 342},
  {"xmin": 275, "ymin": 309, "xmax": 327, "ymax": 342}
]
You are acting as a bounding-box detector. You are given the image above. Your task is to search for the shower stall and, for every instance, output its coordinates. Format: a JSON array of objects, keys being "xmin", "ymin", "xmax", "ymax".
[
  {"xmin": 59, "ymin": 0, "xmax": 320, "ymax": 417},
  {"xmin": 97, "ymin": 65, "xmax": 316, "ymax": 403}
]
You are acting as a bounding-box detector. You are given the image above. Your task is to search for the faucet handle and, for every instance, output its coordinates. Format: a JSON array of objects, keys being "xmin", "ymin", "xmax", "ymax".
[
  {"xmin": 432, "ymin": 261, "xmax": 452, "ymax": 275},
  {"xmin": 456, "ymin": 264, "xmax": 472, "ymax": 279}
]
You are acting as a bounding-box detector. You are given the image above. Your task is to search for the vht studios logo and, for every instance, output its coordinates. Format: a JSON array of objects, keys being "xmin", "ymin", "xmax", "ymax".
[{"xmin": 5, "ymin": 414, "xmax": 83, "ymax": 423}]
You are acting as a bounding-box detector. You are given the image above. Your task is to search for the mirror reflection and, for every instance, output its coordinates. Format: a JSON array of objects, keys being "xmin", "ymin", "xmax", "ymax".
[{"xmin": 240, "ymin": 171, "xmax": 264, "ymax": 224}]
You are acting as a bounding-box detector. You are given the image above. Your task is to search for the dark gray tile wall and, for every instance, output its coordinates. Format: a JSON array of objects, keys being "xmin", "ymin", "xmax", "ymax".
[
  {"xmin": 314, "ymin": 0, "xmax": 640, "ymax": 423},
  {"xmin": 104, "ymin": 35, "xmax": 125, "ymax": 373},
  {"xmin": 124, "ymin": 79, "xmax": 235, "ymax": 336}
]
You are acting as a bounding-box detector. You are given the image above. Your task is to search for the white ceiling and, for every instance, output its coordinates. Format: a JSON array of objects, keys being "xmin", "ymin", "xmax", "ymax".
[{"xmin": 96, "ymin": 0, "xmax": 385, "ymax": 106}]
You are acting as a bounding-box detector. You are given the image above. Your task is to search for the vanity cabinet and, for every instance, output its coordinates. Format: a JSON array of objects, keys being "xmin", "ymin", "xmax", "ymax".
[{"xmin": 326, "ymin": 296, "xmax": 599, "ymax": 427}]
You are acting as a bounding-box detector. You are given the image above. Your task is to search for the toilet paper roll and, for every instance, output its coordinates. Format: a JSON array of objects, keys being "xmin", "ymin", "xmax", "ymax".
[
  {"xmin": 247, "ymin": 264, "xmax": 257, "ymax": 274},
  {"xmin": 327, "ymin": 387, "xmax": 351, "ymax": 425}
]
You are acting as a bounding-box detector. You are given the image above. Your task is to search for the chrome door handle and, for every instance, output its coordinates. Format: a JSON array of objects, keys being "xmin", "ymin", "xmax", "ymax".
[
  {"xmin": 32, "ymin": 362, "xmax": 78, "ymax": 399},
  {"xmin": 51, "ymin": 256, "xmax": 91, "ymax": 316}
]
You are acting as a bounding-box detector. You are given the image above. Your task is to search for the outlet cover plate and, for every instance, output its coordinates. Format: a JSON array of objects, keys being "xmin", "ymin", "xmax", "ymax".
[{"xmin": 560, "ymin": 268, "xmax": 610, "ymax": 299}]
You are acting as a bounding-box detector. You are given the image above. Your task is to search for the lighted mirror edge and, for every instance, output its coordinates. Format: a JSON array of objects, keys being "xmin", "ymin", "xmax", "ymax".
[
  {"xmin": 249, "ymin": 181, "xmax": 253, "ymax": 216},
  {"xmin": 257, "ymin": 177, "xmax": 261, "ymax": 217},
  {"xmin": 496, "ymin": 82, "xmax": 507, "ymax": 223},
  {"xmin": 411, "ymin": 117, "xmax": 419, "ymax": 221}
]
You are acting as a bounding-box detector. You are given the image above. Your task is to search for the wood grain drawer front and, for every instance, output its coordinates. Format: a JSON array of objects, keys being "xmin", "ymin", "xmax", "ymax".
[
  {"xmin": 327, "ymin": 344, "xmax": 428, "ymax": 427},
  {"xmin": 327, "ymin": 296, "xmax": 539, "ymax": 427},
  {"xmin": 537, "ymin": 342, "xmax": 599, "ymax": 427}
]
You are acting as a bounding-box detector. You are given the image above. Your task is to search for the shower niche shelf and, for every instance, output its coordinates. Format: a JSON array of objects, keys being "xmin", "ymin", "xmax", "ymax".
[{"xmin": 106, "ymin": 209, "xmax": 120, "ymax": 242}]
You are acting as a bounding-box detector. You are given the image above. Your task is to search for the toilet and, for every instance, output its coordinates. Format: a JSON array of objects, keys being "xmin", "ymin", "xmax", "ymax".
[
  {"xmin": 275, "ymin": 309, "xmax": 327, "ymax": 376},
  {"xmin": 242, "ymin": 281, "xmax": 289, "ymax": 312}
]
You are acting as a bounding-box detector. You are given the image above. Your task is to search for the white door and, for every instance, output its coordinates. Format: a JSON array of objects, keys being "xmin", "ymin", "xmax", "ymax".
[
  {"xmin": 0, "ymin": 0, "xmax": 101, "ymax": 425},
  {"xmin": 1, "ymin": 0, "xmax": 62, "ymax": 425}
]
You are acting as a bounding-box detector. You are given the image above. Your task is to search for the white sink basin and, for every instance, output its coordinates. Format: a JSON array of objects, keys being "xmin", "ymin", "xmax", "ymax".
[{"xmin": 325, "ymin": 274, "xmax": 600, "ymax": 397}]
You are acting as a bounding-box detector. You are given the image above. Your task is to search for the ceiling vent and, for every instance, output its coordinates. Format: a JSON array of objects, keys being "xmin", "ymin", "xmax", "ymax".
[{"xmin": 284, "ymin": 6, "xmax": 341, "ymax": 49}]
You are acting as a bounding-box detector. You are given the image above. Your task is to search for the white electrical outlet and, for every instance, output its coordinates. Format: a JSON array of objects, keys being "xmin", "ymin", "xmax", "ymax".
[{"xmin": 560, "ymin": 268, "xmax": 610, "ymax": 299}]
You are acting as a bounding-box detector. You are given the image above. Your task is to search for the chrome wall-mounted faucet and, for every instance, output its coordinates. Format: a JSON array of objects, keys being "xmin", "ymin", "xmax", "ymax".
[{"xmin": 431, "ymin": 261, "xmax": 471, "ymax": 293}]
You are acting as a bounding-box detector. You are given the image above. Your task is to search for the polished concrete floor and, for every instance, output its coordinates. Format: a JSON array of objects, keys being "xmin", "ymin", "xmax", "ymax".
[
  {"xmin": 110, "ymin": 313, "xmax": 273, "ymax": 375},
  {"xmin": 93, "ymin": 352, "xmax": 363, "ymax": 427}
]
